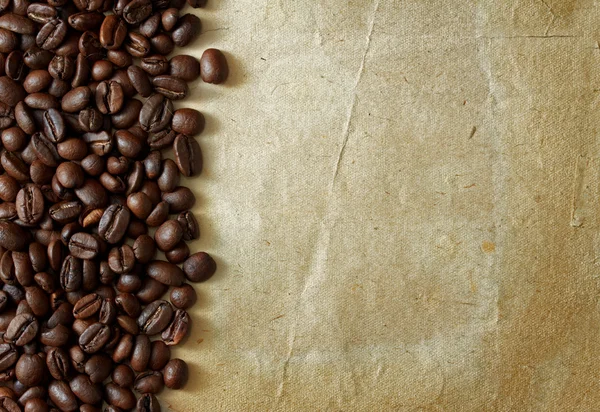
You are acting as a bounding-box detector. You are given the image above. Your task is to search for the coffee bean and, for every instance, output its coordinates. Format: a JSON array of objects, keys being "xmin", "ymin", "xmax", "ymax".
[
  {"xmin": 48, "ymin": 380, "xmax": 78, "ymax": 412},
  {"xmin": 95, "ymin": 80, "xmax": 124, "ymax": 115},
  {"xmin": 141, "ymin": 54, "xmax": 168, "ymax": 76},
  {"xmin": 183, "ymin": 252, "xmax": 216, "ymax": 282},
  {"xmin": 107, "ymin": 244, "xmax": 135, "ymax": 274},
  {"xmin": 173, "ymin": 134, "xmax": 202, "ymax": 177},
  {"xmin": 32, "ymin": 132, "xmax": 60, "ymax": 167},
  {"xmin": 68, "ymin": 232, "xmax": 99, "ymax": 259},
  {"xmin": 59, "ymin": 255, "xmax": 83, "ymax": 292},
  {"xmin": 163, "ymin": 358, "xmax": 187, "ymax": 389},
  {"xmin": 134, "ymin": 370, "xmax": 164, "ymax": 394},
  {"xmin": 5, "ymin": 314, "xmax": 38, "ymax": 346},
  {"xmin": 177, "ymin": 211, "xmax": 199, "ymax": 241},
  {"xmin": 111, "ymin": 98, "xmax": 142, "ymax": 129},
  {"xmin": 161, "ymin": 309, "xmax": 189, "ymax": 346},
  {"xmin": 161, "ymin": 186, "xmax": 195, "ymax": 213},
  {"xmin": 147, "ymin": 260, "xmax": 184, "ymax": 286},
  {"xmin": 70, "ymin": 373, "xmax": 102, "ymax": 404},
  {"xmin": 0, "ymin": 344, "xmax": 18, "ymax": 372},
  {"xmin": 152, "ymin": 75, "xmax": 188, "ymax": 100},
  {"xmin": 15, "ymin": 353, "xmax": 45, "ymax": 387},
  {"xmin": 0, "ymin": 221, "xmax": 27, "ymax": 251},
  {"xmin": 172, "ymin": 108, "xmax": 204, "ymax": 136},
  {"xmin": 122, "ymin": 0, "xmax": 152, "ymax": 25},
  {"xmin": 137, "ymin": 300, "xmax": 173, "ymax": 335},
  {"xmin": 37, "ymin": 18, "xmax": 68, "ymax": 50},
  {"xmin": 200, "ymin": 48, "xmax": 228, "ymax": 84},
  {"xmin": 155, "ymin": 220, "xmax": 183, "ymax": 252},
  {"xmin": 68, "ymin": 11, "xmax": 104, "ymax": 31},
  {"xmin": 61, "ymin": 86, "xmax": 91, "ymax": 112},
  {"xmin": 170, "ymin": 284, "xmax": 196, "ymax": 310},
  {"xmin": 99, "ymin": 14, "xmax": 126, "ymax": 50},
  {"xmin": 27, "ymin": 3, "xmax": 58, "ymax": 24},
  {"xmin": 130, "ymin": 334, "xmax": 150, "ymax": 372},
  {"xmin": 46, "ymin": 347, "xmax": 70, "ymax": 380},
  {"xmin": 0, "ymin": 13, "xmax": 37, "ymax": 34},
  {"xmin": 171, "ymin": 13, "xmax": 200, "ymax": 47},
  {"xmin": 139, "ymin": 93, "xmax": 173, "ymax": 133},
  {"xmin": 78, "ymin": 322, "xmax": 110, "ymax": 354},
  {"xmin": 104, "ymin": 382, "xmax": 136, "ymax": 410},
  {"xmin": 56, "ymin": 162, "xmax": 85, "ymax": 189}
]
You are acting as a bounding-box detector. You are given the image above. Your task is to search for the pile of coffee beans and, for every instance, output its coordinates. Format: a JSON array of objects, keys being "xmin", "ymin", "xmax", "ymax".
[{"xmin": 0, "ymin": 0, "xmax": 228, "ymax": 409}]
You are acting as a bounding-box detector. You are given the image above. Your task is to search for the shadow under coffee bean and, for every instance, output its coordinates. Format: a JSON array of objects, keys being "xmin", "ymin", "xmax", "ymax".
[{"xmin": 0, "ymin": 0, "xmax": 227, "ymax": 410}]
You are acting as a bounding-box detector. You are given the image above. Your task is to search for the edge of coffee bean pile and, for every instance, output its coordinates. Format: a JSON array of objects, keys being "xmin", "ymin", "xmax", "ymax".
[{"xmin": 0, "ymin": 0, "xmax": 228, "ymax": 410}]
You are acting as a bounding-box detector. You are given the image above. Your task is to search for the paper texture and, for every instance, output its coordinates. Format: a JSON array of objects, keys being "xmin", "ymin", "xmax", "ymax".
[{"xmin": 163, "ymin": 0, "xmax": 600, "ymax": 410}]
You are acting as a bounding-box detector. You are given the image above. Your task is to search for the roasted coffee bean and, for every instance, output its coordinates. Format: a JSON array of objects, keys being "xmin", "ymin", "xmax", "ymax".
[
  {"xmin": 139, "ymin": 93, "xmax": 173, "ymax": 133},
  {"xmin": 24, "ymin": 398, "xmax": 49, "ymax": 412},
  {"xmin": 171, "ymin": 13, "xmax": 200, "ymax": 47},
  {"xmin": 114, "ymin": 129, "xmax": 143, "ymax": 158},
  {"xmin": 16, "ymin": 184, "xmax": 44, "ymax": 225},
  {"xmin": 146, "ymin": 201, "xmax": 169, "ymax": 227},
  {"xmin": 23, "ymin": 70, "xmax": 52, "ymax": 94},
  {"xmin": 0, "ymin": 174, "xmax": 20, "ymax": 202},
  {"xmin": 134, "ymin": 370, "xmax": 163, "ymax": 394},
  {"xmin": 161, "ymin": 186, "xmax": 195, "ymax": 213},
  {"xmin": 133, "ymin": 234, "xmax": 156, "ymax": 264},
  {"xmin": 140, "ymin": 54, "xmax": 168, "ymax": 76},
  {"xmin": 166, "ymin": 241, "xmax": 189, "ymax": 263},
  {"xmin": 49, "ymin": 55, "xmax": 75, "ymax": 81},
  {"xmin": 0, "ymin": 344, "xmax": 18, "ymax": 372},
  {"xmin": 112, "ymin": 364, "xmax": 134, "ymax": 388},
  {"xmin": 0, "ymin": 13, "xmax": 36, "ymax": 35},
  {"xmin": 61, "ymin": 86, "xmax": 91, "ymax": 112},
  {"xmin": 151, "ymin": 33, "xmax": 174, "ymax": 55},
  {"xmin": 163, "ymin": 358, "xmax": 187, "ymax": 389},
  {"xmin": 50, "ymin": 201, "xmax": 82, "ymax": 224},
  {"xmin": 173, "ymin": 134, "xmax": 202, "ymax": 177},
  {"xmin": 78, "ymin": 322, "xmax": 110, "ymax": 353},
  {"xmin": 170, "ymin": 284, "xmax": 196, "ymax": 310},
  {"xmin": 32, "ymin": 132, "xmax": 60, "ymax": 167},
  {"xmin": 161, "ymin": 8, "xmax": 178, "ymax": 31},
  {"xmin": 169, "ymin": 54, "xmax": 200, "ymax": 82},
  {"xmin": 0, "ymin": 221, "xmax": 27, "ymax": 251},
  {"xmin": 48, "ymin": 380, "xmax": 78, "ymax": 412},
  {"xmin": 177, "ymin": 211, "xmax": 199, "ymax": 241},
  {"xmin": 137, "ymin": 300, "xmax": 173, "ymax": 335},
  {"xmin": 91, "ymin": 59, "xmax": 113, "ymax": 81},
  {"xmin": 172, "ymin": 108, "xmax": 204, "ymax": 137},
  {"xmin": 183, "ymin": 252, "xmax": 216, "ymax": 283},
  {"xmin": 152, "ymin": 75, "xmax": 187, "ymax": 100},
  {"xmin": 73, "ymin": 293, "xmax": 101, "ymax": 319},
  {"xmin": 59, "ymin": 255, "xmax": 83, "ymax": 292},
  {"xmin": 98, "ymin": 204, "xmax": 130, "ymax": 244},
  {"xmin": 57, "ymin": 138, "xmax": 88, "ymax": 161},
  {"xmin": 70, "ymin": 373, "xmax": 102, "ymax": 404},
  {"xmin": 37, "ymin": 18, "xmax": 68, "ymax": 50},
  {"xmin": 78, "ymin": 30, "xmax": 102, "ymax": 60},
  {"xmin": 25, "ymin": 92, "xmax": 59, "ymax": 110},
  {"xmin": 161, "ymin": 309, "xmax": 188, "ymax": 346},
  {"xmin": 71, "ymin": 52, "xmax": 90, "ymax": 88},
  {"xmin": 68, "ymin": 11, "xmax": 104, "ymax": 31},
  {"xmin": 95, "ymin": 80, "xmax": 123, "ymax": 115},
  {"xmin": 15, "ymin": 353, "xmax": 45, "ymax": 386},
  {"xmin": 99, "ymin": 14, "xmax": 126, "ymax": 50},
  {"xmin": 5, "ymin": 314, "xmax": 38, "ymax": 346},
  {"xmin": 0, "ymin": 102, "xmax": 14, "ymax": 131},
  {"xmin": 0, "ymin": 397, "xmax": 19, "ymax": 412},
  {"xmin": 5, "ymin": 51, "xmax": 25, "ymax": 81},
  {"xmin": 26, "ymin": 286, "xmax": 49, "ymax": 317},
  {"xmin": 126, "ymin": 64, "xmax": 152, "ymax": 97},
  {"xmin": 46, "ymin": 347, "xmax": 70, "ymax": 380},
  {"xmin": 201, "ymin": 48, "xmax": 229, "ymax": 84},
  {"xmin": 122, "ymin": 0, "xmax": 151, "ymax": 25},
  {"xmin": 155, "ymin": 220, "xmax": 183, "ymax": 252},
  {"xmin": 108, "ymin": 244, "xmax": 134, "ymax": 274},
  {"xmin": 130, "ymin": 333, "xmax": 150, "ymax": 372},
  {"xmin": 111, "ymin": 98, "xmax": 142, "ymax": 129},
  {"xmin": 27, "ymin": 3, "xmax": 57, "ymax": 24},
  {"xmin": 111, "ymin": 332, "xmax": 133, "ymax": 363},
  {"xmin": 124, "ymin": 31, "xmax": 150, "ymax": 57},
  {"xmin": 74, "ymin": 178, "xmax": 108, "ymax": 207},
  {"xmin": 68, "ymin": 232, "xmax": 99, "ymax": 259},
  {"xmin": 104, "ymin": 382, "xmax": 136, "ymax": 410}
]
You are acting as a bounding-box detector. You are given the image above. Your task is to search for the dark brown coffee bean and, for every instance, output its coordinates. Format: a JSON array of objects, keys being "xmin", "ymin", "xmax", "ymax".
[
  {"xmin": 14, "ymin": 102, "xmax": 35, "ymax": 134},
  {"xmin": 5, "ymin": 314, "xmax": 38, "ymax": 346},
  {"xmin": 0, "ymin": 221, "xmax": 27, "ymax": 251},
  {"xmin": 161, "ymin": 186, "xmax": 195, "ymax": 213},
  {"xmin": 139, "ymin": 93, "xmax": 172, "ymax": 133},
  {"xmin": 59, "ymin": 255, "xmax": 83, "ymax": 292},
  {"xmin": 56, "ymin": 162, "xmax": 84, "ymax": 189},
  {"xmin": 0, "ymin": 174, "xmax": 19, "ymax": 202},
  {"xmin": 171, "ymin": 109, "xmax": 204, "ymax": 137},
  {"xmin": 132, "ymin": 234, "xmax": 155, "ymax": 265},
  {"xmin": 111, "ymin": 364, "xmax": 134, "ymax": 388},
  {"xmin": 126, "ymin": 65, "xmax": 152, "ymax": 97},
  {"xmin": 61, "ymin": 86, "xmax": 91, "ymax": 113},
  {"xmin": 105, "ymin": 383, "xmax": 136, "ymax": 410},
  {"xmin": 48, "ymin": 380, "xmax": 78, "ymax": 412},
  {"xmin": 15, "ymin": 184, "xmax": 44, "ymax": 225},
  {"xmin": 134, "ymin": 371, "xmax": 164, "ymax": 394},
  {"xmin": 165, "ymin": 243, "xmax": 188, "ymax": 265},
  {"xmin": 145, "ymin": 201, "xmax": 169, "ymax": 227},
  {"xmin": 68, "ymin": 232, "xmax": 99, "ymax": 259},
  {"xmin": 114, "ymin": 129, "xmax": 143, "ymax": 158},
  {"xmin": 152, "ymin": 75, "xmax": 187, "ymax": 100},
  {"xmin": 161, "ymin": 309, "xmax": 188, "ymax": 346},
  {"xmin": 178, "ymin": 211, "xmax": 199, "ymax": 241},
  {"xmin": 163, "ymin": 358, "xmax": 188, "ymax": 389},
  {"xmin": 56, "ymin": 138, "xmax": 87, "ymax": 161},
  {"xmin": 78, "ymin": 322, "xmax": 110, "ymax": 354},
  {"xmin": 170, "ymin": 284, "xmax": 196, "ymax": 310},
  {"xmin": 99, "ymin": 172, "xmax": 126, "ymax": 193},
  {"xmin": 25, "ymin": 286, "xmax": 49, "ymax": 317},
  {"xmin": 169, "ymin": 55, "xmax": 200, "ymax": 84},
  {"xmin": 74, "ymin": 178, "xmax": 107, "ymax": 208},
  {"xmin": 83, "ymin": 354, "xmax": 110, "ymax": 383},
  {"xmin": 137, "ymin": 300, "xmax": 173, "ymax": 335},
  {"xmin": 97, "ymin": 204, "xmax": 130, "ymax": 244},
  {"xmin": 125, "ymin": 31, "xmax": 150, "ymax": 58},
  {"xmin": 46, "ymin": 347, "xmax": 70, "ymax": 380},
  {"xmin": 0, "ymin": 102, "xmax": 14, "ymax": 131},
  {"xmin": 154, "ymin": 220, "xmax": 183, "ymax": 252},
  {"xmin": 111, "ymin": 98, "xmax": 141, "ymax": 129},
  {"xmin": 130, "ymin": 334, "xmax": 150, "ymax": 372},
  {"xmin": 27, "ymin": 3, "xmax": 57, "ymax": 24},
  {"xmin": 0, "ymin": 344, "xmax": 18, "ymax": 372},
  {"xmin": 5, "ymin": 51, "xmax": 25, "ymax": 82},
  {"xmin": 126, "ymin": 192, "xmax": 152, "ymax": 220},
  {"xmin": 95, "ymin": 80, "xmax": 123, "ymax": 115},
  {"xmin": 151, "ymin": 33, "xmax": 174, "ymax": 55},
  {"xmin": 171, "ymin": 13, "xmax": 201, "ymax": 47},
  {"xmin": 122, "ymin": 0, "xmax": 151, "ymax": 25},
  {"xmin": 91, "ymin": 60, "xmax": 113, "ymax": 82},
  {"xmin": 25, "ymin": 93, "xmax": 59, "ymax": 110},
  {"xmin": 98, "ymin": 15, "xmax": 126, "ymax": 51},
  {"xmin": 136, "ymin": 393, "xmax": 160, "ymax": 412},
  {"xmin": 55, "ymin": 33, "xmax": 80, "ymax": 57},
  {"xmin": 140, "ymin": 54, "xmax": 168, "ymax": 76},
  {"xmin": 160, "ymin": 8, "xmax": 178, "ymax": 31},
  {"xmin": 173, "ymin": 134, "xmax": 202, "ymax": 177},
  {"xmin": 49, "ymin": 201, "xmax": 81, "ymax": 224},
  {"xmin": 139, "ymin": 12, "xmax": 160, "ymax": 37},
  {"xmin": 37, "ymin": 18, "xmax": 67, "ymax": 50},
  {"xmin": 67, "ymin": 11, "xmax": 102, "ymax": 32},
  {"xmin": 136, "ymin": 278, "xmax": 167, "ymax": 305},
  {"xmin": 108, "ymin": 244, "xmax": 135, "ymax": 275},
  {"xmin": 15, "ymin": 353, "xmax": 45, "ymax": 387},
  {"xmin": 31, "ymin": 133, "xmax": 59, "ymax": 167},
  {"xmin": 201, "ymin": 48, "xmax": 228, "ymax": 84},
  {"xmin": 73, "ymin": 293, "xmax": 101, "ymax": 319},
  {"xmin": 71, "ymin": 53, "xmax": 89, "ymax": 88},
  {"xmin": 183, "ymin": 251, "xmax": 216, "ymax": 283},
  {"xmin": 111, "ymin": 333, "xmax": 133, "ymax": 363},
  {"xmin": 23, "ymin": 70, "xmax": 52, "ymax": 94},
  {"xmin": 0, "ymin": 13, "xmax": 36, "ymax": 34},
  {"xmin": 70, "ymin": 374, "xmax": 102, "ymax": 404},
  {"xmin": 0, "ymin": 77, "xmax": 25, "ymax": 107},
  {"xmin": 24, "ymin": 398, "xmax": 49, "ymax": 412},
  {"xmin": 78, "ymin": 31, "xmax": 102, "ymax": 61},
  {"xmin": 48, "ymin": 55, "xmax": 75, "ymax": 81}
]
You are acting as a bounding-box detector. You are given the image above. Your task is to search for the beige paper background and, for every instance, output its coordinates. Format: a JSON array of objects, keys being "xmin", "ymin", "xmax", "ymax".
[{"xmin": 161, "ymin": 0, "xmax": 600, "ymax": 410}]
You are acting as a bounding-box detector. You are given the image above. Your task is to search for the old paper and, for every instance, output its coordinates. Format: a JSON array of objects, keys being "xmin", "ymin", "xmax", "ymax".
[{"xmin": 162, "ymin": 0, "xmax": 600, "ymax": 410}]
